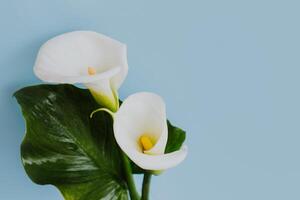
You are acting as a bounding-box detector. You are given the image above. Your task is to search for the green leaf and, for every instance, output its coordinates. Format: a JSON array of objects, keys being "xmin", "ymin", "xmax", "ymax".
[
  {"xmin": 165, "ymin": 120, "xmax": 186, "ymax": 153},
  {"xmin": 131, "ymin": 120, "xmax": 186, "ymax": 174},
  {"xmin": 14, "ymin": 84, "xmax": 128, "ymax": 200}
]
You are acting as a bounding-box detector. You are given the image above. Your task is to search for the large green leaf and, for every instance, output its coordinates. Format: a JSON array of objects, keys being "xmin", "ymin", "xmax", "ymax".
[{"xmin": 15, "ymin": 84, "xmax": 128, "ymax": 200}]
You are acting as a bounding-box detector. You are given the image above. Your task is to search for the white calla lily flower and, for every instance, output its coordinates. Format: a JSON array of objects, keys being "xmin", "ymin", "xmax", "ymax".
[
  {"xmin": 113, "ymin": 92, "xmax": 188, "ymax": 171},
  {"xmin": 34, "ymin": 31, "xmax": 128, "ymax": 111}
]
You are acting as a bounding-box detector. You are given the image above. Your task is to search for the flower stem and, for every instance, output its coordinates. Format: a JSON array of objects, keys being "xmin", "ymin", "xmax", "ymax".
[
  {"xmin": 141, "ymin": 172, "xmax": 152, "ymax": 200},
  {"xmin": 122, "ymin": 152, "xmax": 140, "ymax": 200}
]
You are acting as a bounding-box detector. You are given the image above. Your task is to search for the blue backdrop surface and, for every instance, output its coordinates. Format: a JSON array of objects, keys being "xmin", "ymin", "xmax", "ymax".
[{"xmin": 1, "ymin": 0, "xmax": 300, "ymax": 199}]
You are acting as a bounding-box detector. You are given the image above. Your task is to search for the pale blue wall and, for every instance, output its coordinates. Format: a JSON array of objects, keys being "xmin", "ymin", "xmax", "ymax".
[{"xmin": 1, "ymin": 0, "xmax": 300, "ymax": 199}]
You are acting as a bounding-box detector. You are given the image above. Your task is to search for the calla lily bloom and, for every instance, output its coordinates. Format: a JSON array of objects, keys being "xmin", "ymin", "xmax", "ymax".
[
  {"xmin": 34, "ymin": 31, "xmax": 128, "ymax": 112},
  {"xmin": 113, "ymin": 92, "xmax": 188, "ymax": 171}
]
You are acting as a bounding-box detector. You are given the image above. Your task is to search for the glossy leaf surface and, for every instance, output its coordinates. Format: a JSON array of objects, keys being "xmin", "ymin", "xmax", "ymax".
[{"xmin": 15, "ymin": 84, "xmax": 128, "ymax": 200}]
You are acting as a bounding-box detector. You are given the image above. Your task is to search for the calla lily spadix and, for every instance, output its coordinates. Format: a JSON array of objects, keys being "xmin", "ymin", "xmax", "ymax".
[
  {"xmin": 99, "ymin": 92, "xmax": 188, "ymax": 171},
  {"xmin": 34, "ymin": 31, "xmax": 128, "ymax": 112}
]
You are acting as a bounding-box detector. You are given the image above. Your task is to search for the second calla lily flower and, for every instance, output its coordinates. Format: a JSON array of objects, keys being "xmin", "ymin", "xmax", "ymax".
[
  {"xmin": 113, "ymin": 92, "xmax": 188, "ymax": 171},
  {"xmin": 34, "ymin": 31, "xmax": 128, "ymax": 112}
]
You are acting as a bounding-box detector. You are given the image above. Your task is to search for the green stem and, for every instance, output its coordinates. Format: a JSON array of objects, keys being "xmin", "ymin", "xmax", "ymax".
[
  {"xmin": 90, "ymin": 108, "xmax": 115, "ymax": 119},
  {"xmin": 141, "ymin": 172, "xmax": 152, "ymax": 200},
  {"xmin": 122, "ymin": 151, "xmax": 140, "ymax": 200}
]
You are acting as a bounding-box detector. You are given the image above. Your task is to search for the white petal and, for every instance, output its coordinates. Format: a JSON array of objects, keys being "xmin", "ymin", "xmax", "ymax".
[
  {"xmin": 144, "ymin": 121, "xmax": 168, "ymax": 155},
  {"xmin": 114, "ymin": 92, "xmax": 168, "ymax": 156},
  {"xmin": 128, "ymin": 146, "xmax": 188, "ymax": 171},
  {"xmin": 33, "ymin": 30, "xmax": 128, "ymax": 90}
]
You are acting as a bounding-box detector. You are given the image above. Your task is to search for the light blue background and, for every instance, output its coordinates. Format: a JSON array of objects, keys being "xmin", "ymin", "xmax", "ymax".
[{"xmin": 1, "ymin": 0, "xmax": 300, "ymax": 199}]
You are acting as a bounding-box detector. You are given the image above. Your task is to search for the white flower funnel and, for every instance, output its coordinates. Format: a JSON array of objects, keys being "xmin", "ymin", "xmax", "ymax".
[
  {"xmin": 113, "ymin": 92, "xmax": 188, "ymax": 171},
  {"xmin": 34, "ymin": 31, "xmax": 128, "ymax": 111}
]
